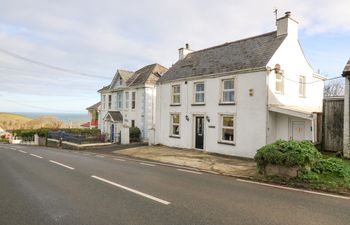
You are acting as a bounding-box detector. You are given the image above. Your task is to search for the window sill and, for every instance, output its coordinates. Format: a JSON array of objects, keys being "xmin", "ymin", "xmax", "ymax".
[
  {"xmin": 275, "ymin": 92, "xmax": 284, "ymax": 95},
  {"xmin": 191, "ymin": 103, "xmax": 205, "ymax": 106},
  {"xmin": 170, "ymin": 104, "xmax": 181, "ymax": 107},
  {"xmin": 217, "ymin": 141, "xmax": 235, "ymax": 146},
  {"xmin": 218, "ymin": 102, "xmax": 236, "ymax": 106},
  {"xmin": 169, "ymin": 135, "xmax": 181, "ymax": 139}
]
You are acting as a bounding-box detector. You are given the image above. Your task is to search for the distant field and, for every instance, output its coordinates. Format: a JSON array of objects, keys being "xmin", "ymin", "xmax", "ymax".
[{"xmin": 0, "ymin": 112, "xmax": 32, "ymax": 130}]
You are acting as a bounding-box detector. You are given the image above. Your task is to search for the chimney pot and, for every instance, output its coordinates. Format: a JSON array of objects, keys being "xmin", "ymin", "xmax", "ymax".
[
  {"xmin": 185, "ymin": 43, "xmax": 189, "ymax": 49},
  {"xmin": 285, "ymin": 11, "xmax": 291, "ymax": 17}
]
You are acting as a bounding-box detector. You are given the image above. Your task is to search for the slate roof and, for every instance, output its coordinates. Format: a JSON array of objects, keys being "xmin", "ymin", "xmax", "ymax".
[
  {"xmin": 98, "ymin": 85, "xmax": 110, "ymax": 92},
  {"xmin": 104, "ymin": 111, "xmax": 123, "ymax": 122},
  {"xmin": 118, "ymin": 69, "xmax": 134, "ymax": 81},
  {"xmin": 343, "ymin": 58, "xmax": 350, "ymax": 76},
  {"xmin": 86, "ymin": 102, "xmax": 101, "ymax": 110},
  {"xmin": 127, "ymin": 63, "xmax": 168, "ymax": 86},
  {"xmin": 158, "ymin": 31, "xmax": 287, "ymax": 83}
]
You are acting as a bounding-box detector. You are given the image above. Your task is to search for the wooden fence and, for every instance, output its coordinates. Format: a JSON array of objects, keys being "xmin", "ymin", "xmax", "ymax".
[{"xmin": 322, "ymin": 97, "xmax": 344, "ymax": 152}]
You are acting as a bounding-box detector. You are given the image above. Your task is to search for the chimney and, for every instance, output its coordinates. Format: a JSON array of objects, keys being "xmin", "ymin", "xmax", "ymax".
[
  {"xmin": 178, "ymin": 43, "xmax": 194, "ymax": 60},
  {"xmin": 276, "ymin": 11, "xmax": 299, "ymax": 39}
]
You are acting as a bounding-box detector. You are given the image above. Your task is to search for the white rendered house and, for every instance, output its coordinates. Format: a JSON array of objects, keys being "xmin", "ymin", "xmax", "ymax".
[
  {"xmin": 98, "ymin": 64, "xmax": 167, "ymax": 143},
  {"xmin": 154, "ymin": 12, "xmax": 325, "ymax": 158}
]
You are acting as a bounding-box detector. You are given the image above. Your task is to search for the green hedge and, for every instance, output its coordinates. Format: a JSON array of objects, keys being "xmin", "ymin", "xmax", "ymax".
[
  {"xmin": 254, "ymin": 140, "xmax": 321, "ymax": 171},
  {"xmin": 129, "ymin": 127, "xmax": 141, "ymax": 140},
  {"xmin": 13, "ymin": 128, "xmax": 100, "ymax": 138},
  {"xmin": 0, "ymin": 138, "xmax": 9, "ymax": 143}
]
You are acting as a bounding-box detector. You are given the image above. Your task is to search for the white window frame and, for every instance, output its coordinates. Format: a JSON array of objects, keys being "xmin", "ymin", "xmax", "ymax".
[
  {"xmin": 275, "ymin": 73, "xmax": 284, "ymax": 94},
  {"xmin": 171, "ymin": 84, "xmax": 181, "ymax": 105},
  {"xmin": 221, "ymin": 79, "xmax": 235, "ymax": 103},
  {"xmin": 194, "ymin": 82, "xmax": 205, "ymax": 104},
  {"xmin": 219, "ymin": 114, "xmax": 235, "ymax": 144},
  {"xmin": 131, "ymin": 92, "xmax": 136, "ymax": 109},
  {"xmin": 170, "ymin": 113, "xmax": 180, "ymax": 137},
  {"xmin": 108, "ymin": 95, "xmax": 112, "ymax": 110},
  {"xmin": 117, "ymin": 92, "xmax": 123, "ymax": 109},
  {"xmin": 125, "ymin": 92, "xmax": 130, "ymax": 110},
  {"xmin": 103, "ymin": 95, "xmax": 106, "ymax": 110},
  {"xmin": 299, "ymin": 75, "xmax": 306, "ymax": 97}
]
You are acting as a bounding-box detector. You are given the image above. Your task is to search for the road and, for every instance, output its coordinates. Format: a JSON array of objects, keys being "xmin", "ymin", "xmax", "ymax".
[{"xmin": 0, "ymin": 143, "xmax": 349, "ymax": 225}]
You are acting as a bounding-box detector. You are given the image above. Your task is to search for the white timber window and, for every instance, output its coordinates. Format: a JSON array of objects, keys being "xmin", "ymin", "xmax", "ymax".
[
  {"xmin": 103, "ymin": 95, "xmax": 106, "ymax": 109},
  {"xmin": 108, "ymin": 95, "xmax": 112, "ymax": 109},
  {"xmin": 220, "ymin": 115, "xmax": 234, "ymax": 143},
  {"xmin": 117, "ymin": 92, "xmax": 123, "ymax": 109},
  {"xmin": 131, "ymin": 92, "xmax": 136, "ymax": 109},
  {"xmin": 275, "ymin": 73, "xmax": 284, "ymax": 94},
  {"xmin": 170, "ymin": 114, "xmax": 180, "ymax": 137},
  {"xmin": 299, "ymin": 75, "xmax": 306, "ymax": 97},
  {"xmin": 171, "ymin": 84, "xmax": 181, "ymax": 105},
  {"xmin": 125, "ymin": 92, "xmax": 130, "ymax": 109},
  {"xmin": 221, "ymin": 79, "xmax": 235, "ymax": 103},
  {"xmin": 194, "ymin": 82, "xmax": 205, "ymax": 104}
]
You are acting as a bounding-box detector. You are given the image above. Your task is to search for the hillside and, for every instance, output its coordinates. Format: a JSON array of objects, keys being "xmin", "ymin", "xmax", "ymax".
[
  {"xmin": 0, "ymin": 113, "xmax": 32, "ymax": 130},
  {"xmin": 0, "ymin": 113, "xmax": 64, "ymax": 130}
]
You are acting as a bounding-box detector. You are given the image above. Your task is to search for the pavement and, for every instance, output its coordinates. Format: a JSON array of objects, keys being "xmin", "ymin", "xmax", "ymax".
[
  {"xmin": 115, "ymin": 145, "xmax": 257, "ymax": 178},
  {"xmin": 1, "ymin": 143, "xmax": 349, "ymax": 225}
]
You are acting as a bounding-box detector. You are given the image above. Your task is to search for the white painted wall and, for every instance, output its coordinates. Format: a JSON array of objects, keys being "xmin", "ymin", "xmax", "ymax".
[
  {"xmin": 98, "ymin": 85, "xmax": 157, "ymax": 141},
  {"xmin": 156, "ymin": 71, "xmax": 268, "ymax": 158}
]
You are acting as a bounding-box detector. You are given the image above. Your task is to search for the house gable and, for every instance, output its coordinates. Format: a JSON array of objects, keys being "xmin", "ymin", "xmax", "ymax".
[{"xmin": 110, "ymin": 70, "xmax": 134, "ymax": 89}]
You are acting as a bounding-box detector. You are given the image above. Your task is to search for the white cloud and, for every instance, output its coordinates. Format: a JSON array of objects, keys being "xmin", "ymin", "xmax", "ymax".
[{"xmin": 0, "ymin": 0, "xmax": 349, "ymax": 111}]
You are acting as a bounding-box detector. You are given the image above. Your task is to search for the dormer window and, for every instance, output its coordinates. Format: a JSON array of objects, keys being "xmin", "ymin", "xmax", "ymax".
[{"xmin": 119, "ymin": 78, "xmax": 123, "ymax": 86}]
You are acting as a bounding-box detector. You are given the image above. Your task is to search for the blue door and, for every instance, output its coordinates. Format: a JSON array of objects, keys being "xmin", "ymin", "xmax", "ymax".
[{"xmin": 110, "ymin": 124, "xmax": 114, "ymax": 143}]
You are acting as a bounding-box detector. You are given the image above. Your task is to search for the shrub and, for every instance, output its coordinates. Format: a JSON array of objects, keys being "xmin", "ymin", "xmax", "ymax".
[
  {"xmin": 0, "ymin": 138, "xmax": 9, "ymax": 143},
  {"xmin": 129, "ymin": 127, "xmax": 141, "ymax": 141},
  {"xmin": 312, "ymin": 158, "xmax": 350, "ymax": 178},
  {"xmin": 254, "ymin": 140, "xmax": 321, "ymax": 172}
]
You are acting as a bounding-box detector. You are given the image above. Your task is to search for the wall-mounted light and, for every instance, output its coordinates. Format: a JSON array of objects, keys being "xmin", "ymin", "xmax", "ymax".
[
  {"xmin": 185, "ymin": 115, "xmax": 189, "ymax": 121},
  {"xmin": 206, "ymin": 115, "xmax": 210, "ymax": 123}
]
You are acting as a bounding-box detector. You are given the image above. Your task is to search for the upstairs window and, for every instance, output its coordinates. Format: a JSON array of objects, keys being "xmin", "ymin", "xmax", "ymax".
[
  {"xmin": 194, "ymin": 82, "xmax": 205, "ymax": 103},
  {"xmin": 171, "ymin": 84, "xmax": 181, "ymax": 105},
  {"xmin": 275, "ymin": 73, "xmax": 284, "ymax": 94},
  {"xmin": 125, "ymin": 92, "xmax": 130, "ymax": 109},
  {"xmin": 103, "ymin": 95, "xmax": 106, "ymax": 110},
  {"xmin": 299, "ymin": 76, "xmax": 306, "ymax": 97},
  {"xmin": 222, "ymin": 79, "xmax": 234, "ymax": 103},
  {"xmin": 108, "ymin": 95, "xmax": 112, "ymax": 109},
  {"xmin": 131, "ymin": 92, "xmax": 136, "ymax": 109},
  {"xmin": 117, "ymin": 92, "xmax": 123, "ymax": 109}
]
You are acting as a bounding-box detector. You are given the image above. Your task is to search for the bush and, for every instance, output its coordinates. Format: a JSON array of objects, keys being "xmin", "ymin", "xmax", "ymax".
[
  {"xmin": 129, "ymin": 127, "xmax": 141, "ymax": 141},
  {"xmin": 13, "ymin": 128, "xmax": 100, "ymax": 138},
  {"xmin": 312, "ymin": 158, "xmax": 350, "ymax": 178},
  {"xmin": 0, "ymin": 138, "xmax": 9, "ymax": 143},
  {"xmin": 254, "ymin": 140, "xmax": 321, "ymax": 172}
]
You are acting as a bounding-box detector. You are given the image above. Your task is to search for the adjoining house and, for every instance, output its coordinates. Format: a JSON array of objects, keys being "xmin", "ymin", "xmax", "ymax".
[
  {"xmin": 154, "ymin": 12, "xmax": 326, "ymax": 158},
  {"xmin": 86, "ymin": 101, "xmax": 101, "ymax": 129},
  {"xmin": 98, "ymin": 64, "xmax": 168, "ymax": 143},
  {"xmin": 342, "ymin": 58, "xmax": 350, "ymax": 158}
]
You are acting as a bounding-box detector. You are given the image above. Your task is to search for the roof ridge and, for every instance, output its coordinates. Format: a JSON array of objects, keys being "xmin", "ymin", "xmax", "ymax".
[{"xmin": 187, "ymin": 31, "xmax": 277, "ymax": 56}]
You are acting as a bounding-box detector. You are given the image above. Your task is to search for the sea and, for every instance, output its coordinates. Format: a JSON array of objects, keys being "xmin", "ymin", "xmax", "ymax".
[{"xmin": 11, "ymin": 112, "xmax": 89, "ymax": 125}]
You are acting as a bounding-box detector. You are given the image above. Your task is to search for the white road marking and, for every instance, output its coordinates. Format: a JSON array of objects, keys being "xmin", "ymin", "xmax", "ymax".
[
  {"xmin": 177, "ymin": 169, "xmax": 202, "ymax": 175},
  {"xmin": 114, "ymin": 158, "xmax": 126, "ymax": 161},
  {"xmin": 10, "ymin": 148, "xmax": 17, "ymax": 150},
  {"xmin": 96, "ymin": 155, "xmax": 105, "ymax": 158},
  {"xmin": 49, "ymin": 160, "xmax": 75, "ymax": 170},
  {"xmin": 236, "ymin": 179, "xmax": 350, "ymax": 200},
  {"xmin": 30, "ymin": 154, "xmax": 43, "ymax": 159},
  {"xmin": 91, "ymin": 175, "xmax": 170, "ymax": 205},
  {"xmin": 140, "ymin": 162, "xmax": 155, "ymax": 167},
  {"xmin": 18, "ymin": 150, "xmax": 27, "ymax": 154}
]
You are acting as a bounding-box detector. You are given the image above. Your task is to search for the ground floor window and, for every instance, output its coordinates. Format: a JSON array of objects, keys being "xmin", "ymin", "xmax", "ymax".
[
  {"xmin": 131, "ymin": 120, "xmax": 135, "ymax": 127},
  {"xmin": 170, "ymin": 114, "xmax": 180, "ymax": 136},
  {"xmin": 220, "ymin": 115, "xmax": 234, "ymax": 143}
]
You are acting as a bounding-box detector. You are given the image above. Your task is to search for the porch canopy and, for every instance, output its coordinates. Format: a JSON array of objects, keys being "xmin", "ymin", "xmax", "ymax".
[
  {"xmin": 268, "ymin": 105, "xmax": 321, "ymax": 120},
  {"xmin": 103, "ymin": 111, "xmax": 123, "ymax": 122}
]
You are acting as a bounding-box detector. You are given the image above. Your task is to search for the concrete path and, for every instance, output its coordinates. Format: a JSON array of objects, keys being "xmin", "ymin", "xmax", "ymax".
[{"xmin": 116, "ymin": 145, "xmax": 257, "ymax": 178}]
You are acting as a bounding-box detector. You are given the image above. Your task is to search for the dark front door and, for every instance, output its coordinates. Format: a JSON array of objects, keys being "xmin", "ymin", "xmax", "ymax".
[
  {"xmin": 110, "ymin": 124, "xmax": 114, "ymax": 143},
  {"xmin": 195, "ymin": 116, "xmax": 204, "ymax": 149}
]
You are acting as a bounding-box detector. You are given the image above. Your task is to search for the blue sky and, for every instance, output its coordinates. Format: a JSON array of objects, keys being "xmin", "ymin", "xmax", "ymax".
[{"xmin": 0, "ymin": 0, "xmax": 349, "ymax": 113}]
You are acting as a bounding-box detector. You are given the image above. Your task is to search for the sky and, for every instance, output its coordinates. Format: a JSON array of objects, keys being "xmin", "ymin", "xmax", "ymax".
[{"xmin": 0, "ymin": 0, "xmax": 349, "ymax": 113}]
